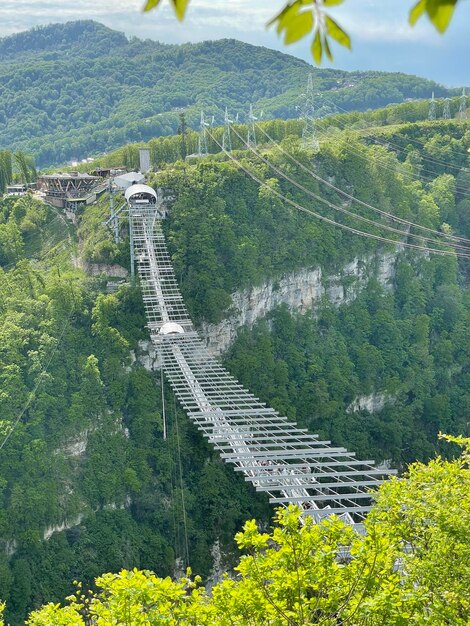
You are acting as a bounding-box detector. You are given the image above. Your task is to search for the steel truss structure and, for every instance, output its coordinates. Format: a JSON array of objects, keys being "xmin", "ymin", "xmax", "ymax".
[{"xmin": 128, "ymin": 189, "xmax": 395, "ymax": 526}]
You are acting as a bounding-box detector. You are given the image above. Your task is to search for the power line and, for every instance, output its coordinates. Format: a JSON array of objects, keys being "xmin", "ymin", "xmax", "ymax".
[
  {"xmin": 207, "ymin": 129, "xmax": 470, "ymax": 259},
  {"xmin": 312, "ymin": 118, "xmax": 470, "ymax": 196},
  {"xmin": 318, "ymin": 95, "xmax": 470, "ymax": 172},
  {"xmin": 0, "ymin": 204, "xmax": 77, "ymax": 452},
  {"xmin": 229, "ymin": 124, "xmax": 470, "ymax": 253},
  {"xmin": 0, "ymin": 303, "xmax": 75, "ymax": 452},
  {"xmin": 254, "ymin": 124, "xmax": 470, "ymax": 247},
  {"xmin": 312, "ymin": 119, "xmax": 470, "ymax": 200},
  {"xmin": 363, "ymin": 133, "xmax": 470, "ymax": 179}
]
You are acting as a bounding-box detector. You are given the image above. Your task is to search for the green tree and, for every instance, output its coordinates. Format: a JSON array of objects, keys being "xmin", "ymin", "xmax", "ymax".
[
  {"xmin": 23, "ymin": 437, "xmax": 470, "ymax": 625},
  {"xmin": 0, "ymin": 151, "xmax": 12, "ymax": 194},
  {"xmin": 68, "ymin": 355, "xmax": 106, "ymax": 426}
]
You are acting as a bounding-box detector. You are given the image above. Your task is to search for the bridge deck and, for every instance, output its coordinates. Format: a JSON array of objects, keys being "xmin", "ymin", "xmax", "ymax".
[{"xmin": 128, "ymin": 199, "xmax": 395, "ymax": 524}]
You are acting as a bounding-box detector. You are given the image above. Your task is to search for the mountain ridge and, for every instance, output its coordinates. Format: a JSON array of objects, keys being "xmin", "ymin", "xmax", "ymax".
[{"xmin": 0, "ymin": 20, "xmax": 456, "ymax": 166}]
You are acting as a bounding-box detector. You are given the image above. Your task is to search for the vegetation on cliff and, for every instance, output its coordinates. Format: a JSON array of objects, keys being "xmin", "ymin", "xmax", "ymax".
[
  {"xmin": 15, "ymin": 436, "xmax": 470, "ymax": 625},
  {"xmin": 0, "ymin": 111, "xmax": 469, "ymax": 622}
]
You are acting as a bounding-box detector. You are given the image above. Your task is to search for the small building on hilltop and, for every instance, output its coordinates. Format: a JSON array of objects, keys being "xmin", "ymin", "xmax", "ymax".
[
  {"xmin": 113, "ymin": 171, "xmax": 145, "ymax": 190},
  {"xmin": 6, "ymin": 184, "xmax": 27, "ymax": 197},
  {"xmin": 37, "ymin": 172, "xmax": 103, "ymax": 210}
]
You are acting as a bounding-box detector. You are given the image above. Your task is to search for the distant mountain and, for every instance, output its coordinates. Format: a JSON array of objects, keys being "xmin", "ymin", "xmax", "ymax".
[{"xmin": 0, "ymin": 20, "xmax": 456, "ymax": 166}]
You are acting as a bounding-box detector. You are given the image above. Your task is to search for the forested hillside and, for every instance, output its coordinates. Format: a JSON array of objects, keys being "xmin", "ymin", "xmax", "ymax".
[
  {"xmin": 0, "ymin": 195, "xmax": 272, "ymax": 625},
  {"xmin": 0, "ymin": 113, "xmax": 469, "ymax": 622},
  {"xmin": 0, "ymin": 20, "xmax": 456, "ymax": 166}
]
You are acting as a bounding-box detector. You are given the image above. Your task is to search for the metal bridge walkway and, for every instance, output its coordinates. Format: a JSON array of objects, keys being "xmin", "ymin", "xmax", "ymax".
[{"xmin": 127, "ymin": 187, "xmax": 395, "ymax": 525}]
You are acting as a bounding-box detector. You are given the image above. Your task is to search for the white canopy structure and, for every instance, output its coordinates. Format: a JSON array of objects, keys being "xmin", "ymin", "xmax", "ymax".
[
  {"xmin": 114, "ymin": 171, "xmax": 145, "ymax": 190},
  {"xmin": 125, "ymin": 183, "xmax": 157, "ymax": 204}
]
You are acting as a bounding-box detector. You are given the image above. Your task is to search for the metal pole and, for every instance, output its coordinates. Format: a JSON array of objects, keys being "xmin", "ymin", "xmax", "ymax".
[
  {"xmin": 109, "ymin": 177, "xmax": 120, "ymax": 244},
  {"xmin": 129, "ymin": 206, "xmax": 135, "ymax": 280}
]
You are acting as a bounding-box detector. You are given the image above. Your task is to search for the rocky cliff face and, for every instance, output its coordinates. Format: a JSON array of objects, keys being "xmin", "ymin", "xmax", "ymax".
[
  {"xmin": 134, "ymin": 251, "xmax": 397, "ymax": 369},
  {"xmin": 133, "ymin": 251, "xmax": 399, "ymax": 424},
  {"xmin": 200, "ymin": 251, "xmax": 397, "ymax": 356},
  {"xmin": 346, "ymin": 392, "xmax": 395, "ymax": 414}
]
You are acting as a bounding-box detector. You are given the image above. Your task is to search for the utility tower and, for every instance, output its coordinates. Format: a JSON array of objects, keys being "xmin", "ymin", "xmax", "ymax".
[
  {"xmin": 459, "ymin": 88, "xmax": 467, "ymax": 120},
  {"xmin": 198, "ymin": 110, "xmax": 209, "ymax": 156},
  {"xmin": 178, "ymin": 112, "xmax": 188, "ymax": 160},
  {"xmin": 222, "ymin": 107, "xmax": 233, "ymax": 152},
  {"xmin": 428, "ymin": 92, "xmax": 436, "ymax": 121},
  {"xmin": 443, "ymin": 98, "xmax": 451, "ymax": 120},
  {"xmin": 301, "ymin": 74, "xmax": 319, "ymax": 152},
  {"xmin": 108, "ymin": 178, "xmax": 119, "ymax": 244},
  {"xmin": 247, "ymin": 104, "xmax": 257, "ymax": 148}
]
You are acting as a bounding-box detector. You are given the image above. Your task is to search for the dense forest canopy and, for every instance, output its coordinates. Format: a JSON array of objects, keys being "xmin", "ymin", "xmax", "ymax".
[
  {"xmin": 0, "ymin": 20, "xmax": 457, "ymax": 167},
  {"xmin": 0, "ymin": 193, "xmax": 271, "ymax": 625},
  {"xmin": 0, "ymin": 107, "xmax": 469, "ymax": 622},
  {"xmin": 7, "ymin": 436, "xmax": 470, "ymax": 624}
]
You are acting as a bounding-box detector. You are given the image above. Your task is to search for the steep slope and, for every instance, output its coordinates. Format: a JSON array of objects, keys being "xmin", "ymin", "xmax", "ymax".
[
  {"xmin": 0, "ymin": 20, "xmax": 455, "ymax": 166},
  {"xmin": 0, "ymin": 115, "xmax": 469, "ymax": 623}
]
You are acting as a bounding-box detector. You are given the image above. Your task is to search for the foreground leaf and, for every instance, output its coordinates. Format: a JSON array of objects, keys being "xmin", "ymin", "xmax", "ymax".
[
  {"xmin": 409, "ymin": 0, "xmax": 427, "ymax": 24},
  {"xmin": 325, "ymin": 15, "xmax": 351, "ymax": 49},
  {"xmin": 144, "ymin": 0, "xmax": 190, "ymax": 19},
  {"xmin": 312, "ymin": 29, "xmax": 323, "ymax": 63},
  {"xmin": 427, "ymin": 0, "xmax": 458, "ymax": 32},
  {"xmin": 409, "ymin": 0, "xmax": 458, "ymax": 32}
]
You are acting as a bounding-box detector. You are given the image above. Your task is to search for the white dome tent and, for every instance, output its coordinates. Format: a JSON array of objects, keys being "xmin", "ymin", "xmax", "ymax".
[{"xmin": 125, "ymin": 184, "xmax": 158, "ymax": 205}]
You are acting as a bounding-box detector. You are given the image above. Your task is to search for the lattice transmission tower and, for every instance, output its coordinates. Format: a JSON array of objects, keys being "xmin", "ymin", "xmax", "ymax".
[
  {"xmin": 247, "ymin": 104, "xmax": 257, "ymax": 148},
  {"xmin": 459, "ymin": 88, "xmax": 467, "ymax": 120},
  {"xmin": 428, "ymin": 92, "xmax": 436, "ymax": 121},
  {"xmin": 301, "ymin": 74, "xmax": 320, "ymax": 152},
  {"xmin": 443, "ymin": 98, "xmax": 451, "ymax": 120},
  {"xmin": 198, "ymin": 110, "xmax": 209, "ymax": 156},
  {"xmin": 222, "ymin": 107, "xmax": 233, "ymax": 152}
]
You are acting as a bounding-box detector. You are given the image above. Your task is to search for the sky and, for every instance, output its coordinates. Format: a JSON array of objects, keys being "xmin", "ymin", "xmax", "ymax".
[{"xmin": 0, "ymin": 0, "xmax": 469, "ymax": 86}]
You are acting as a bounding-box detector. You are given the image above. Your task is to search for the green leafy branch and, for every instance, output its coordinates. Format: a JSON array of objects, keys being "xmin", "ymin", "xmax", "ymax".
[
  {"xmin": 410, "ymin": 0, "xmax": 459, "ymax": 33},
  {"xmin": 141, "ymin": 0, "xmax": 460, "ymax": 64},
  {"xmin": 268, "ymin": 0, "xmax": 350, "ymax": 64}
]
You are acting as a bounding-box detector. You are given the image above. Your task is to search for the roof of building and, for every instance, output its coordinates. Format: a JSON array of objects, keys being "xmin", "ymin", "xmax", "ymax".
[
  {"xmin": 160, "ymin": 322, "xmax": 185, "ymax": 335},
  {"xmin": 39, "ymin": 172, "xmax": 99, "ymax": 180},
  {"xmin": 114, "ymin": 171, "xmax": 145, "ymax": 187}
]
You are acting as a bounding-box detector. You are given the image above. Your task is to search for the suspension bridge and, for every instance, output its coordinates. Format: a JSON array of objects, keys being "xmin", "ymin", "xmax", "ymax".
[{"xmin": 125, "ymin": 183, "xmax": 395, "ymax": 527}]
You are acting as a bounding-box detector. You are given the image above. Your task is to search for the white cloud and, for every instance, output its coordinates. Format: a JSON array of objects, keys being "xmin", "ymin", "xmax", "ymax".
[{"xmin": 0, "ymin": 0, "xmax": 468, "ymax": 84}]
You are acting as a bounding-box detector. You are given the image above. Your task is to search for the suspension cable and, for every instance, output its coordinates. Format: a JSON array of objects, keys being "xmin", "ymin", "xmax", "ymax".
[
  {"xmin": 161, "ymin": 365, "xmax": 167, "ymax": 441},
  {"xmin": 207, "ymin": 129, "xmax": 470, "ymax": 259},
  {"xmin": 173, "ymin": 391, "xmax": 190, "ymax": 568},
  {"xmin": 251, "ymin": 124, "xmax": 470, "ymax": 249}
]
